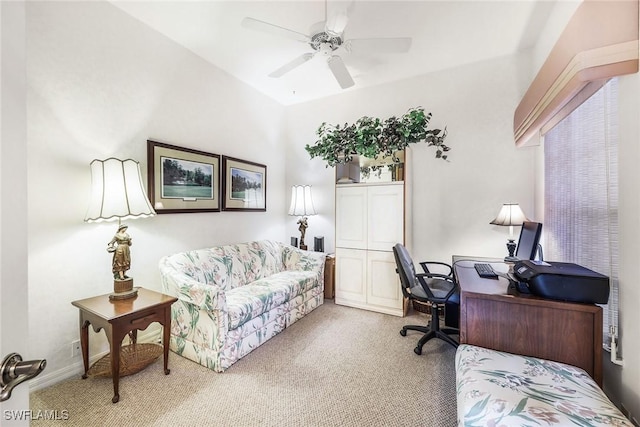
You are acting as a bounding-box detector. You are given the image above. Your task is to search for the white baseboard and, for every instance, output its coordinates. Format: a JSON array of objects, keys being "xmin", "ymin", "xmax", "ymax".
[{"xmin": 29, "ymin": 329, "xmax": 162, "ymax": 392}]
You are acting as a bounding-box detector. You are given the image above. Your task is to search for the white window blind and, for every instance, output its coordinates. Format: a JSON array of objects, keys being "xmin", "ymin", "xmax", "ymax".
[{"xmin": 543, "ymin": 78, "xmax": 618, "ymax": 348}]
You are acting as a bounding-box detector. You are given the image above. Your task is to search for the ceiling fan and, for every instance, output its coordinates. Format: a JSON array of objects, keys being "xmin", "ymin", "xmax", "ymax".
[{"xmin": 241, "ymin": 2, "xmax": 412, "ymax": 89}]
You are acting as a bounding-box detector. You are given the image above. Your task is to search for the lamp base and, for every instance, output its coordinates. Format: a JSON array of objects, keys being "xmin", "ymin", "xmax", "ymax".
[
  {"xmin": 299, "ymin": 244, "xmax": 308, "ymax": 251},
  {"xmin": 505, "ymin": 238, "xmax": 517, "ymax": 261},
  {"xmin": 110, "ymin": 278, "xmax": 137, "ymax": 301}
]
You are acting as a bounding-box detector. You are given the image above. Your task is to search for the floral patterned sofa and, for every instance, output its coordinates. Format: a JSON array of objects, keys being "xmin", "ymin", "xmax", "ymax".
[
  {"xmin": 159, "ymin": 240, "xmax": 325, "ymax": 372},
  {"xmin": 456, "ymin": 344, "xmax": 632, "ymax": 426}
]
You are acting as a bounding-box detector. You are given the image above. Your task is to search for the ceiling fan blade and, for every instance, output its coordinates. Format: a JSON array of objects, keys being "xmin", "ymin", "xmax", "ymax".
[
  {"xmin": 327, "ymin": 55, "xmax": 355, "ymax": 89},
  {"xmin": 241, "ymin": 17, "xmax": 310, "ymax": 43},
  {"xmin": 346, "ymin": 37, "xmax": 412, "ymax": 54},
  {"xmin": 268, "ymin": 53, "xmax": 315, "ymax": 78},
  {"xmin": 324, "ymin": 0, "xmax": 353, "ymax": 36},
  {"xmin": 324, "ymin": 11, "xmax": 348, "ymax": 36}
]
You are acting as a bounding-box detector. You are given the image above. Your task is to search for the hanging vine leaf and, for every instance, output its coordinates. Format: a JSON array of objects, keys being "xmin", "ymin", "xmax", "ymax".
[{"xmin": 305, "ymin": 107, "xmax": 450, "ymax": 168}]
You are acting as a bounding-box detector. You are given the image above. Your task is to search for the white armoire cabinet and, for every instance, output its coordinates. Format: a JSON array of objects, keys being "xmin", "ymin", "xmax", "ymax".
[{"xmin": 335, "ymin": 182, "xmax": 405, "ymax": 316}]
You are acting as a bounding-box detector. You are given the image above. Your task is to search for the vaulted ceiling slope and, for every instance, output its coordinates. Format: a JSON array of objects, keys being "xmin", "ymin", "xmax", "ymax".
[{"xmin": 111, "ymin": 1, "xmax": 559, "ymax": 105}]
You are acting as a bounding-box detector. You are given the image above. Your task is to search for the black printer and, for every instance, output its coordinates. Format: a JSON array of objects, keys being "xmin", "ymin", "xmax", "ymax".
[{"xmin": 512, "ymin": 260, "xmax": 610, "ymax": 304}]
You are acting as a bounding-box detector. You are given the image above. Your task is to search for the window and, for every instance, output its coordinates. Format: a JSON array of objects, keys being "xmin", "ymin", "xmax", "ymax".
[{"xmin": 543, "ymin": 78, "xmax": 618, "ymax": 348}]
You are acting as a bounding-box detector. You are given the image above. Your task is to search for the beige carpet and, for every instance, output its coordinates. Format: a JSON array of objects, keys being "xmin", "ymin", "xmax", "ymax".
[{"xmin": 31, "ymin": 301, "xmax": 458, "ymax": 426}]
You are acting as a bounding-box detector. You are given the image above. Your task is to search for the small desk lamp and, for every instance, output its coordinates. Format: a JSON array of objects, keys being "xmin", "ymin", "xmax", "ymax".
[
  {"xmin": 84, "ymin": 158, "xmax": 156, "ymax": 300},
  {"xmin": 288, "ymin": 185, "xmax": 316, "ymax": 250},
  {"xmin": 490, "ymin": 203, "xmax": 529, "ymax": 262}
]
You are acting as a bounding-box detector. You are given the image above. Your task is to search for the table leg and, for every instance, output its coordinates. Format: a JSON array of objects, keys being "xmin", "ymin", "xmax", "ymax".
[
  {"xmin": 109, "ymin": 330, "xmax": 126, "ymax": 404},
  {"xmin": 80, "ymin": 318, "xmax": 90, "ymax": 379},
  {"xmin": 163, "ymin": 307, "xmax": 171, "ymax": 375}
]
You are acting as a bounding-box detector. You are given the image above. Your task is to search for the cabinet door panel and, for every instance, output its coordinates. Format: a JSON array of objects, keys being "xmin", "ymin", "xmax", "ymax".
[
  {"xmin": 367, "ymin": 185, "xmax": 404, "ymax": 251},
  {"xmin": 335, "ymin": 187, "xmax": 367, "ymax": 249},
  {"xmin": 366, "ymin": 250, "xmax": 402, "ymax": 311},
  {"xmin": 335, "ymin": 248, "xmax": 367, "ymax": 305}
]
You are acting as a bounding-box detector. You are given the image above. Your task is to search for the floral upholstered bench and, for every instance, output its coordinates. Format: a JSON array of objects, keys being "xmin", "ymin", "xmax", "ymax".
[{"xmin": 455, "ymin": 344, "xmax": 632, "ymax": 426}]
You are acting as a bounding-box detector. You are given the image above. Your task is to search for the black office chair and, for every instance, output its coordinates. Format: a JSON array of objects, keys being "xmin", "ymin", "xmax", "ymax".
[{"xmin": 393, "ymin": 243, "xmax": 459, "ymax": 354}]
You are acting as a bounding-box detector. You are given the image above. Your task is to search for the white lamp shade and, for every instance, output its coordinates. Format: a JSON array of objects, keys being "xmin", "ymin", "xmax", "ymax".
[
  {"xmin": 490, "ymin": 203, "xmax": 529, "ymax": 226},
  {"xmin": 288, "ymin": 185, "xmax": 316, "ymax": 216},
  {"xmin": 84, "ymin": 158, "xmax": 156, "ymax": 223}
]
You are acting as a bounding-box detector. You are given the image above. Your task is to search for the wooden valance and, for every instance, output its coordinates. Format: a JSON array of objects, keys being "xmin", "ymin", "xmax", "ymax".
[{"xmin": 514, "ymin": 0, "xmax": 639, "ymax": 147}]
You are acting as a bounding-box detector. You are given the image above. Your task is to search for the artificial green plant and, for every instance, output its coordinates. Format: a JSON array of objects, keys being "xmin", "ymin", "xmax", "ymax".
[{"xmin": 305, "ymin": 107, "xmax": 450, "ymax": 174}]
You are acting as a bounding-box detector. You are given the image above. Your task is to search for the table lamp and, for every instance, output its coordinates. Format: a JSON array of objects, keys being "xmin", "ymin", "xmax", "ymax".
[
  {"xmin": 288, "ymin": 185, "xmax": 316, "ymax": 250},
  {"xmin": 490, "ymin": 203, "xmax": 529, "ymax": 262},
  {"xmin": 84, "ymin": 158, "xmax": 156, "ymax": 300}
]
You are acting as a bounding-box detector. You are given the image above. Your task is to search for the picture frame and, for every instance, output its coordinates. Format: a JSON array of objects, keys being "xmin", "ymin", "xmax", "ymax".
[
  {"xmin": 222, "ymin": 156, "xmax": 267, "ymax": 211},
  {"xmin": 147, "ymin": 140, "xmax": 220, "ymax": 214}
]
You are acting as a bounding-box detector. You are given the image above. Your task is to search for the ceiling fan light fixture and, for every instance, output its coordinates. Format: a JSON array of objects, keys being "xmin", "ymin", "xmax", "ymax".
[{"xmin": 310, "ymin": 32, "xmax": 342, "ymax": 51}]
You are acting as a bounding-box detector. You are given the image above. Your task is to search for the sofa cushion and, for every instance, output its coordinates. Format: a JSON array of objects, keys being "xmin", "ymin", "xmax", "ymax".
[
  {"xmin": 226, "ymin": 281, "xmax": 291, "ymax": 330},
  {"xmin": 226, "ymin": 270, "xmax": 322, "ymax": 330},
  {"xmin": 273, "ymin": 270, "xmax": 322, "ymax": 295},
  {"xmin": 162, "ymin": 241, "xmax": 286, "ymax": 292},
  {"xmin": 224, "ymin": 241, "xmax": 284, "ymax": 288}
]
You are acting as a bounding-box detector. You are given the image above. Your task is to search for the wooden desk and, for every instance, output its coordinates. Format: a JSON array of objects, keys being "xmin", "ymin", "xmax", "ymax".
[
  {"xmin": 72, "ymin": 287, "xmax": 178, "ymax": 403},
  {"xmin": 454, "ymin": 258, "xmax": 603, "ymax": 386}
]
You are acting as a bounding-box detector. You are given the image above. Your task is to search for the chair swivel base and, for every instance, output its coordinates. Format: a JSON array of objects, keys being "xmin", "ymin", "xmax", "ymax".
[
  {"xmin": 400, "ymin": 323, "xmax": 459, "ymax": 354},
  {"xmin": 413, "ymin": 327, "xmax": 459, "ymax": 354},
  {"xmin": 400, "ymin": 324, "xmax": 431, "ymax": 337}
]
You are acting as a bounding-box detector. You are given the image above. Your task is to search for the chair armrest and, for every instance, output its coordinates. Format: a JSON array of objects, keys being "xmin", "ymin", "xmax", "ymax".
[
  {"xmin": 419, "ymin": 261, "xmax": 453, "ymax": 276},
  {"xmin": 416, "ymin": 272, "xmax": 454, "ymax": 280},
  {"xmin": 415, "ymin": 272, "xmax": 457, "ymax": 302}
]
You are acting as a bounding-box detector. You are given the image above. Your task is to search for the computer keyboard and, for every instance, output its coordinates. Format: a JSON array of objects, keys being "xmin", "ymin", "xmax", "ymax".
[{"xmin": 474, "ymin": 263, "xmax": 499, "ymax": 279}]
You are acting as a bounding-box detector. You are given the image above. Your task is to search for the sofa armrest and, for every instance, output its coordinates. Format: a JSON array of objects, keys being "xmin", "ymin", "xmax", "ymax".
[
  {"xmin": 175, "ymin": 280, "xmax": 226, "ymax": 312},
  {"xmin": 159, "ymin": 260, "xmax": 227, "ymax": 312},
  {"xmin": 282, "ymin": 245, "xmax": 326, "ymax": 273}
]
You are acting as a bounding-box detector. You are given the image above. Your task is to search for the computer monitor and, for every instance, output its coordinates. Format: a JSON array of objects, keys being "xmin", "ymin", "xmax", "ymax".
[{"xmin": 515, "ymin": 221, "xmax": 543, "ymax": 260}]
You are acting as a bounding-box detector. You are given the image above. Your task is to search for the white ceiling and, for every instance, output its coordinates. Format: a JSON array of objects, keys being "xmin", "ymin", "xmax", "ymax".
[{"xmin": 111, "ymin": 1, "xmax": 558, "ymax": 105}]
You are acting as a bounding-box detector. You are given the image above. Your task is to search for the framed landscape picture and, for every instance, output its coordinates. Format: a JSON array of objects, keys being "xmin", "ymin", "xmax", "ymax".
[
  {"xmin": 147, "ymin": 140, "xmax": 220, "ymax": 213},
  {"xmin": 222, "ymin": 156, "xmax": 267, "ymax": 211}
]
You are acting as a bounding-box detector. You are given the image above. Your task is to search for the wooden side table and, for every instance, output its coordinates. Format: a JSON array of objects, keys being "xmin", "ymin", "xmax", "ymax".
[
  {"xmin": 324, "ymin": 254, "xmax": 335, "ymax": 299},
  {"xmin": 71, "ymin": 287, "xmax": 177, "ymax": 403}
]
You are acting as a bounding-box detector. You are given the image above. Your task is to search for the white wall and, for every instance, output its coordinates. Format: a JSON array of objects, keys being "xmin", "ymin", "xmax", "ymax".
[
  {"xmin": 285, "ymin": 53, "xmax": 537, "ymax": 264},
  {"xmin": 26, "ymin": 1, "xmax": 287, "ymax": 386}
]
